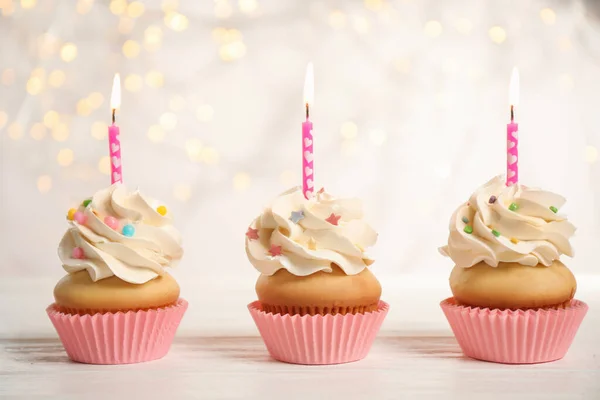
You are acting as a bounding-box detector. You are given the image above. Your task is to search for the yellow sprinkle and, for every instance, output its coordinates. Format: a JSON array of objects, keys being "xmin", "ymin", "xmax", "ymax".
[
  {"xmin": 510, "ymin": 238, "xmax": 519, "ymax": 244},
  {"xmin": 67, "ymin": 208, "xmax": 77, "ymax": 220},
  {"xmin": 308, "ymin": 237, "xmax": 317, "ymax": 250},
  {"xmin": 157, "ymin": 205, "xmax": 167, "ymax": 216}
]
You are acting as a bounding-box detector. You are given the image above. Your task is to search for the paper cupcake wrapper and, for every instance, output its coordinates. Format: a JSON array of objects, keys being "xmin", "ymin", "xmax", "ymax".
[
  {"xmin": 440, "ymin": 297, "xmax": 588, "ymax": 364},
  {"xmin": 248, "ymin": 300, "xmax": 389, "ymax": 365},
  {"xmin": 46, "ymin": 299, "xmax": 188, "ymax": 365}
]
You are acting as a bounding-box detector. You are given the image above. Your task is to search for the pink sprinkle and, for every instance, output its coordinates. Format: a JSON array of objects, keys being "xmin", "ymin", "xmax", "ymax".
[
  {"xmin": 104, "ymin": 216, "xmax": 119, "ymax": 230},
  {"xmin": 72, "ymin": 247, "xmax": 85, "ymax": 259},
  {"xmin": 73, "ymin": 211, "xmax": 87, "ymax": 225}
]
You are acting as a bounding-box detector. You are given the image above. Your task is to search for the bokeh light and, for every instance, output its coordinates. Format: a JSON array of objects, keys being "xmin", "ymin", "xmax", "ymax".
[
  {"xmin": 145, "ymin": 70, "xmax": 164, "ymax": 88},
  {"xmin": 37, "ymin": 175, "xmax": 52, "ymax": 194},
  {"xmin": 51, "ymin": 123, "xmax": 70, "ymax": 142},
  {"xmin": 185, "ymin": 138, "xmax": 203, "ymax": 162},
  {"xmin": 489, "ymin": 26, "xmax": 507, "ymax": 44},
  {"xmin": 233, "ymin": 172, "xmax": 251, "ymax": 191},
  {"xmin": 122, "ymin": 40, "xmax": 141, "ymax": 58},
  {"xmin": 91, "ymin": 121, "xmax": 108, "ymax": 140},
  {"xmin": 147, "ymin": 124, "xmax": 166, "ymax": 142},
  {"xmin": 60, "ymin": 43, "xmax": 78, "ymax": 62},
  {"xmin": 8, "ymin": 122, "xmax": 23, "ymax": 140},
  {"xmin": 30, "ymin": 123, "xmax": 47, "ymax": 140},
  {"xmin": 57, "ymin": 148, "xmax": 74, "ymax": 167}
]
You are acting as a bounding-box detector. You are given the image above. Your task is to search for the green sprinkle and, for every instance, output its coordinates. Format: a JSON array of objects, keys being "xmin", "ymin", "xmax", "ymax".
[
  {"xmin": 550, "ymin": 206, "xmax": 558, "ymax": 213},
  {"xmin": 461, "ymin": 216, "xmax": 469, "ymax": 224},
  {"xmin": 509, "ymin": 202, "xmax": 519, "ymax": 211},
  {"xmin": 464, "ymin": 225, "xmax": 473, "ymax": 234},
  {"xmin": 492, "ymin": 229, "xmax": 501, "ymax": 237},
  {"xmin": 82, "ymin": 199, "xmax": 92, "ymax": 207}
]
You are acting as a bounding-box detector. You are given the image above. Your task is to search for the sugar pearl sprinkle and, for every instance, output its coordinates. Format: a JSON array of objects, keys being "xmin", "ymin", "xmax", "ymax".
[
  {"xmin": 122, "ymin": 224, "xmax": 135, "ymax": 237},
  {"xmin": 157, "ymin": 205, "xmax": 167, "ymax": 216},
  {"xmin": 73, "ymin": 211, "xmax": 87, "ymax": 225},
  {"xmin": 509, "ymin": 202, "xmax": 519, "ymax": 211},
  {"xmin": 463, "ymin": 225, "xmax": 473, "ymax": 234},
  {"xmin": 489, "ymin": 195, "xmax": 497, "ymax": 204},
  {"xmin": 72, "ymin": 247, "xmax": 85, "ymax": 259},
  {"xmin": 67, "ymin": 208, "xmax": 77, "ymax": 220},
  {"xmin": 104, "ymin": 216, "xmax": 119, "ymax": 230},
  {"xmin": 461, "ymin": 216, "xmax": 469, "ymax": 224}
]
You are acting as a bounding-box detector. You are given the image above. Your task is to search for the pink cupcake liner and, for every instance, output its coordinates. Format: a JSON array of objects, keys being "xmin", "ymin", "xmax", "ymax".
[
  {"xmin": 440, "ymin": 297, "xmax": 588, "ymax": 364},
  {"xmin": 46, "ymin": 299, "xmax": 188, "ymax": 365},
  {"xmin": 248, "ymin": 300, "xmax": 389, "ymax": 365}
]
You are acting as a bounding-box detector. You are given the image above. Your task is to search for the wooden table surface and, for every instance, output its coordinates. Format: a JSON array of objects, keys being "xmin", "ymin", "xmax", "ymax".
[{"xmin": 1, "ymin": 276, "xmax": 599, "ymax": 399}]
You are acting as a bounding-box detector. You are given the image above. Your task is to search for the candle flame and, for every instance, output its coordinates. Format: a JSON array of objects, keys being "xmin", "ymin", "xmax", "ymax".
[
  {"xmin": 303, "ymin": 62, "xmax": 314, "ymax": 108},
  {"xmin": 110, "ymin": 73, "xmax": 121, "ymax": 110},
  {"xmin": 509, "ymin": 67, "xmax": 519, "ymax": 107}
]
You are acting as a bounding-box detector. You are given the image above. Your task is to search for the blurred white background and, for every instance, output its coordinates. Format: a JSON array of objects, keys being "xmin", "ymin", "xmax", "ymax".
[{"xmin": 2, "ymin": 0, "xmax": 600, "ymax": 336}]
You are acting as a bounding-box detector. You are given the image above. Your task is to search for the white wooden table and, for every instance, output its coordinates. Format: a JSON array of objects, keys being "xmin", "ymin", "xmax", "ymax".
[{"xmin": 1, "ymin": 276, "xmax": 599, "ymax": 399}]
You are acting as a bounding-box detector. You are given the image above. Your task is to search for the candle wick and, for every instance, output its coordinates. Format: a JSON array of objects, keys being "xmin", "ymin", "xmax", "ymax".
[
  {"xmin": 305, "ymin": 103, "xmax": 309, "ymax": 120},
  {"xmin": 510, "ymin": 105, "xmax": 514, "ymax": 122},
  {"xmin": 112, "ymin": 108, "xmax": 116, "ymax": 125}
]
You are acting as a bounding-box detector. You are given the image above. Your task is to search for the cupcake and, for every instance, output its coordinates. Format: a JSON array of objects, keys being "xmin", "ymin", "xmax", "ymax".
[
  {"xmin": 246, "ymin": 187, "xmax": 389, "ymax": 365},
  {"xmin": 47, "ymin": 183, "xmax": 187, "ymax": 364},
  {"xmin": 439, "ymin": 175, "xmax": 588, "ymax": 364}
]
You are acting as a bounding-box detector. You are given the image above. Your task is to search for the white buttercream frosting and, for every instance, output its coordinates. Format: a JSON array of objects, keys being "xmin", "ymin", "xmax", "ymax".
[
  {"xmin": 439, "ymin": 175, "xmax": 576, "ymax": 268},
  {"xmin": 58, "ymin": 184, "xmax": 183, "ymax": 284},
  {"xmin": 245, "ymin": 187, "xmax": 378, "ymax": 276}
]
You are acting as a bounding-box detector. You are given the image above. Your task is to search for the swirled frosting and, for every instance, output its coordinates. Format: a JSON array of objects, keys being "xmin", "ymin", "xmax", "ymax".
[
  {"xmin": 58, "ymin": 184, "xmax": 183, "ymax": 284},
  {"xmin": 245, "ymin": 187, "xmax": 378, "ymax": 276},
  {"xmin": 439, "ymin": 175, "xmax": 575, "ymax": 268}
]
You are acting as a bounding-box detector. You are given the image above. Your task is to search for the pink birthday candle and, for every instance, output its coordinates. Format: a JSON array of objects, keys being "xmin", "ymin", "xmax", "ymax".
[
  {"xmin": 506, "ymin": 67, "xmax": 519, "ymax": 186},
  {"xmin": 302, "ymin": 63, "xmax": 314, "ymax": 199},
  {"xmin": 109, "ymin": 74, "xmax": 123, "ymax": 184}
]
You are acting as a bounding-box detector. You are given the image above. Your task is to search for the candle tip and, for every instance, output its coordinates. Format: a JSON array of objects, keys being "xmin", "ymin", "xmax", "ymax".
[
  {"xmin": 509, "ymin": 67, "xmax": 519, "ymax": 107},
  {"xmin": 111, "ymin": 73, "xmax": 121, "ymax": 111},
  {"xmin": 303, "ymin": 62, "xmax": 314, "ymax": 109}
]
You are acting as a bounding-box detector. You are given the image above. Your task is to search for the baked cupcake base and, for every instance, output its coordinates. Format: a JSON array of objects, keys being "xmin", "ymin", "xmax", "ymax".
[
  {"xmin": 440, "ymin": 297, "xmax": 588, "ymax": 364},
  {"xmin": 47, "ymin": 299, "xmax": 188, "ymax": 365},
  {"xmin": 248, "ymin": 300, "xmax": 389, "ymax": 365}
]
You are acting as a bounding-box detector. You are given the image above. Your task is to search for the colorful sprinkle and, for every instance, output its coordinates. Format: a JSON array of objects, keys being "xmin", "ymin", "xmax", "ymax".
[
  {"xmin": 67, "ymin": 208, "xmax": 77, "ymax": 220},
  {"xmin": 73, "ymin": 211, "xmax": 87, "ymax": 225},
  {"xmin": 461, "ymin": 216, "xmax": 469, "ymax": 224},
  {"xmin": 510, "ymin": 237, "xmax": 519, "ymax": 244},
  {"xmin": 82, "ymin": 199, "xmax": 92, "ymax": 207},
  {"xmin": 509, "ymin": 202, "xmax": 519, "ymax": 211},
  {"xmin": 122, "ymin": 224, "xmax": 135, "ymax": 237},
  {"xmin": 489, "ymin": 195, "xmax": 497, "ymax": 204},
  {"xmin": 463, "ymin": 225, "xmax": 473, "ymax": 234},
  {"xmin": 157, "ymin": 205, "xmax": 167, "ymax": 216},
  {"xmin": 268, "ymin": 244, "xmax": 282, "ymax": 257},
  {"xmin": 492, "ymin": 229, "xmax": 501, "ymax": 237},
  {"xmin": 246, "ymin": 227, "xmax": 259, "ymax": 240},
  {"xmin": 289, "ymin": 210, "xmax": 305, "ymax": 224},
  {"xmin": 325, "ymin": 213, "xmax": 341, "ymax": 226},
  {"xmin": 104, "ymin": 216, "xmax": 119, "ymax": 230},
  {"xmin": 550, "ymin": 206, "xmax": 558, "ymax": 213},
  {"xmin": 308, "ymin": 237, "xmax": 317, "ymax": 250},
  {"xmin": 72, "ymin": 247, "xmax": 85, "ymax": 259}
]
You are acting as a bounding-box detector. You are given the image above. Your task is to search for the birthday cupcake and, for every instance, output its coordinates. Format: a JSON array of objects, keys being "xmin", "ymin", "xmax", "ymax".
[
  {"xmin": 439, "ymin": 175, "xmax": 588, "ymax": 364},
  {"xmin": 246, "ymin": 187, "xmax": 389, "ymax": 365},
  {"xmin": 46, "ymin": 183, "xmax": 187, "ymax": 365}
]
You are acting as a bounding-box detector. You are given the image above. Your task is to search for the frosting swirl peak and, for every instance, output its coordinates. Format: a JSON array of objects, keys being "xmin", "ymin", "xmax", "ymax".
[
  {"xmin": 58, "ymin": 184, "xmax": 183, "ymax": 284},
  {"xmin": 245, "ymin": 187, "xmax": 377, "ymax": 276},
  {"xmin": 439, "ymin": 175, "xmax": 575, "ymax": 268}
]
